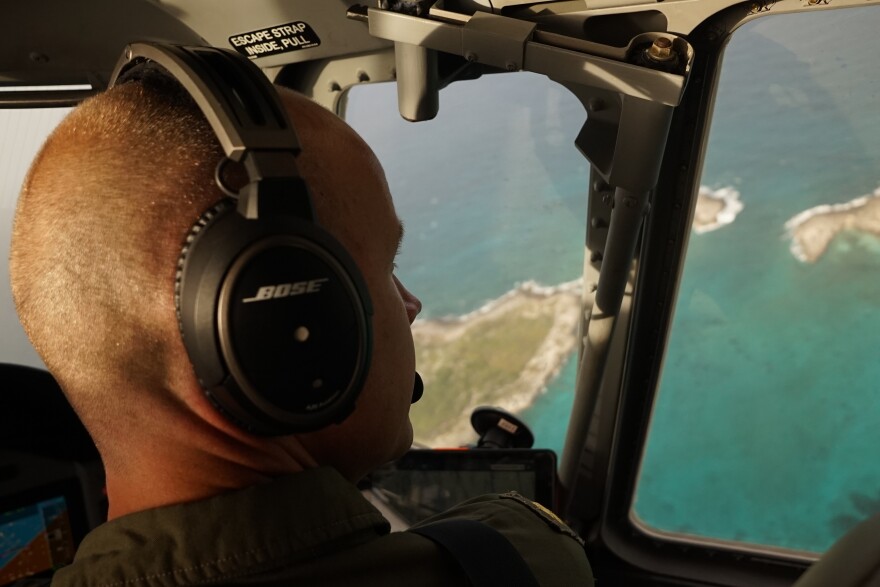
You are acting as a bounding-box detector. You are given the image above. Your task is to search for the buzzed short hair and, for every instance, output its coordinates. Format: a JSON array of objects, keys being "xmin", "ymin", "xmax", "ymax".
[{"xmin": 10, "ymin": 73, "xmax": 226, "ymax": 450}]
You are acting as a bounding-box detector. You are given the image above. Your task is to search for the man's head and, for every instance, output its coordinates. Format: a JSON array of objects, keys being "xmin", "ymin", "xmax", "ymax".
[{"xmin": 10, "ymin": 69, "xmax": 420, "ymax": 505}]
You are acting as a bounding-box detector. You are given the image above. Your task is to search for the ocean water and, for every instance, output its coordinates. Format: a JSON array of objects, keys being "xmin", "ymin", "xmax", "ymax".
[
  {"xmin": 350, "ymin": 5, "xmax": 880, "ymax": 554},
  {"xmin": 347, "ymin": 73, "xmax": 590, "ymax": 319},
  {"xmin": 348, "ymin": 73, "xmax": 587, "ymax": 449},
  {"xmin": 631, "ymin": 9, "xmax": 880, "ymax": 553}
]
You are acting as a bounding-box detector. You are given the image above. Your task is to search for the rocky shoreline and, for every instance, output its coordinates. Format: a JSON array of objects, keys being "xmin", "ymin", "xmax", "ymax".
[
  {"xmin": 410, "ymin": 279, "xmax": 581, "ymax": 447},
  {"xmin": 785, "ymin": 186, "xmax": 880, "ymax": 263}
]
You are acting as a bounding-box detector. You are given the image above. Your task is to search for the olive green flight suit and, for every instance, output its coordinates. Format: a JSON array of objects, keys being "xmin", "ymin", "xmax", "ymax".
[{"xmin": 52, "ymin": 467, "xmax": 594, "ymax": 587}]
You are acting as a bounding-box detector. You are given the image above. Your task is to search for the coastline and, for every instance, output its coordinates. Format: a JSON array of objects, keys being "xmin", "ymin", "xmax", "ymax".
[
  {"xmin": 693, "ymin": 186, "xmax": 744, "ymax": 234},
  {"xmin": 784, "ymin": 186, "xmax": 880, "ymax": 263},
  {"xmin": 411, "ymin": 279, "xmax": 581, "ymax": 447}
]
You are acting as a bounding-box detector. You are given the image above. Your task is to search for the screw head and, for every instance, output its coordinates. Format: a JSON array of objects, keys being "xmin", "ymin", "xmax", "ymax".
[{"xmin": 647, "ymin": 37, "xmax": 676, "ymax": 62}]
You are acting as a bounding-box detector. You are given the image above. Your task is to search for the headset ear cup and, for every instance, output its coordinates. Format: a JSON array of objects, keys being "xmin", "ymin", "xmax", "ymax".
[
  {"xmin": 175, "ymin": 199, "xmax": 261, "ymax": 432},
  {"xmin": 115, "ymin": 44, "xmax": 372, "ymax": 436},
  {"xmin": 175, "ymin": 201, "xmax": 373, "ymax": 436},
  {"xmin": 175, "ymin": 199, "xmax": 235, "ymax": 329}
]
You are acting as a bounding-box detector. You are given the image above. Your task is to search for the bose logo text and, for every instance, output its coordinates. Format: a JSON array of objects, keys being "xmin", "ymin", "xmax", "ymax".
[{"xmin": 242, "ymin": 278, "xmax": 330, "ymax": 303}]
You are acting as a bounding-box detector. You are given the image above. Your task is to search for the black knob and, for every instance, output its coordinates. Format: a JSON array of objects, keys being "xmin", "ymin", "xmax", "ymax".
[{"xmin": 471, "ymin": 406, "xmax": 534, "ymax": 449}]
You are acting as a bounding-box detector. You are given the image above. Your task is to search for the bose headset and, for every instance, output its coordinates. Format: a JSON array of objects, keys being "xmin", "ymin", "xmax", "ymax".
[{"xmin": 108, "ymin": 42, "xmax": 422, "ymax": 435}]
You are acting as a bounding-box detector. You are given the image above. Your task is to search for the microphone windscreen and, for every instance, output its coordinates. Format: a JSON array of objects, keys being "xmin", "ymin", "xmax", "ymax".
[{"xmin": 411, "ymin": 372, "xmax": 424, "ymax": 404}]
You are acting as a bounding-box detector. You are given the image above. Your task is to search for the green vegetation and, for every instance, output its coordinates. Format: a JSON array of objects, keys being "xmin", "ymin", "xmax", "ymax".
[{"xmin": 410, "ymin": 309, "xmax": 553, "ymax": 445}]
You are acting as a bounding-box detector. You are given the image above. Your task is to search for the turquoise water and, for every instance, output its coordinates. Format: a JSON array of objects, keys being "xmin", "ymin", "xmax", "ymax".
[
  {"xmin": 633, "ymin": 10, "xmax": 880, "ymax": 553},
  {"xmin": 348, "ymin": 6, "xmax": 880, "ymax": 554},
  {"xmin": 348, "ymin": 72, "xmax": 589, "ymax": 319},
  {"xmin": 524, "ymin": 354, "xmax": 577, "ymax": 451},
  {"xmin": 348, "ymin": 72, "xmax": 587, "ymax": 454}
]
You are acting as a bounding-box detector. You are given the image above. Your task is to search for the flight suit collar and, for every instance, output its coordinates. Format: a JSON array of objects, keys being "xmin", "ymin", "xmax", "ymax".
[{"xmin": 54, "ymin": 467, "xmax": 390, "ymax": 587}]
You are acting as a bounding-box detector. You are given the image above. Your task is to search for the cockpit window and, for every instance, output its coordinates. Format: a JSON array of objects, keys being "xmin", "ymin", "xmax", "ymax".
[
  {"xmin": 0, "ymin": 108, "xmax": 70, "ymax": 368},
  {"xmin": 634, "ymin": 6, "xmax": 880, "ymax": 556},
  {"xmin": 347, "ymin": 74, "xmax": 588, "ymax": 449}
]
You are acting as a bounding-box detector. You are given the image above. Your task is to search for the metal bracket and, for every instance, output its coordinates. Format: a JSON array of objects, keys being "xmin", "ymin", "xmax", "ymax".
[
  {"xmin": 461, "ymin": 12, "xmax": 537, "ymax": 71},
  {"xmin": 357, "ymin": 6, "xmax": 693, "ymax": 104},
  {"xmin": 354, "ymin": 3, "xmax": 690, "ymax": 302}
]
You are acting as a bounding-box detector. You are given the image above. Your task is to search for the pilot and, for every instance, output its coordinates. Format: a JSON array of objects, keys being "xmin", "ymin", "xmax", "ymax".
[{"xmin": 9, "ymin": 58, "xmax": 594, "ymax": 586}]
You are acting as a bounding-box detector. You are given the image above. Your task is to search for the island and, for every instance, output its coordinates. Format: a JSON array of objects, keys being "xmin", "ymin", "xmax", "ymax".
[
  {"xmin": 785, "ymin": 186, "xmax": 880, "ymax": 263},
  {"xmin": 693, "ymin": 186, "xmax": 743, "ymax": 234},
  {"xmin": 410, "ymin": 280, "xmax": 582, "ymax": 447}
]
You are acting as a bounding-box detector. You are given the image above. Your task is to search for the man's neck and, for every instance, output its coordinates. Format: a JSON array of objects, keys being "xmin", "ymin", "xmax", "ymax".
[{"xmin": 102, "ymin": 419, "xmax": 317, "ymax": 520}]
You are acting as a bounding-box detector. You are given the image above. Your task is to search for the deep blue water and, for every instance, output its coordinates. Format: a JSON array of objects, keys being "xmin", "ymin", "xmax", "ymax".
[{"xmin": 353, "ymin": 7, "xmax": 880, "ymax": 554}]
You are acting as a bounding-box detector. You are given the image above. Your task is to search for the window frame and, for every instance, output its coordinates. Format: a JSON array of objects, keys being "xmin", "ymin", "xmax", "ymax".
[{"xmin": 576, "ymin": 7, "xmax": 849, "ymax": 586}]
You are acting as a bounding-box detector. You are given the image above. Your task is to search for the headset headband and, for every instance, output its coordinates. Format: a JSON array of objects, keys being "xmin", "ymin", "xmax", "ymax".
[{"xmin": 110, "ymin": 43, "xmax": 314, "ymax": 221}]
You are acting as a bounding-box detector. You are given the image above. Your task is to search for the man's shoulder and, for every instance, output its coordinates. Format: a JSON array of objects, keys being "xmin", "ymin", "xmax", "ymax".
[
  {"xmin": 400, "ymin": 492, "xmax": 594, "ymax": 586},
  {"xmin": 308, "ymin": 492, "xmax": 593, "ymax": 586},
  {"xmin": 412, "ymin": 491, "xmax": 583, "ymax": 543}
]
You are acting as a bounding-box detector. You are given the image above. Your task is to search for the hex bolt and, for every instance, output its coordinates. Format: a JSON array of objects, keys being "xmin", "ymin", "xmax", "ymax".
[
  {"xmin": 601, "ymin": 193, "xmax": 614, "ymax": 207},
  {"xmin": 588, "ymin": 98, "xmax": 605, "ymax": 113},
  {"xmin": 505, "ymin": 61, "xmax": 518, "ymax": 71},
  {"xmin": 647, "ymin": 37, "xmax": 676, "ymax": 63},
  {"xmin": 465, "ymin": 52, "xmax": 478, "ymax": 62}
]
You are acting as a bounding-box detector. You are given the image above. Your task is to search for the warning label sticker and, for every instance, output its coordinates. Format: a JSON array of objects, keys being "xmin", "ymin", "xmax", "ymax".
[{"xmin": 229, "ymin": 22, "xmax": 321, "ymax": 59}]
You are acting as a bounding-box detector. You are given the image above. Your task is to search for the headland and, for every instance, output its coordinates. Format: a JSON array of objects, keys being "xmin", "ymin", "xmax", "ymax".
[
  {"xmin": 785, "ymin": 186, "xmax": 880, "ymax": 263},
  {"xmin": 410, "ymin": 280, "xmax": 581, "ymax": 447}
]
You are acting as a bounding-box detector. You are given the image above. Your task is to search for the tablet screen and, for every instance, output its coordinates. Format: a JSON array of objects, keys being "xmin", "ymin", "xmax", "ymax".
[{"xmin": 366, "ymin": 449, "xmax": 557, "ymax": 524}]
